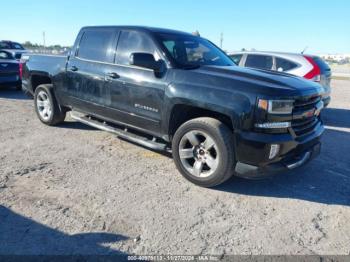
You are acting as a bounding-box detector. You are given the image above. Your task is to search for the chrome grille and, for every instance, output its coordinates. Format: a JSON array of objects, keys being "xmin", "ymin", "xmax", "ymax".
[{"xmin": 292, "ymin": 96, "xmax": 322, "ymax": 137}]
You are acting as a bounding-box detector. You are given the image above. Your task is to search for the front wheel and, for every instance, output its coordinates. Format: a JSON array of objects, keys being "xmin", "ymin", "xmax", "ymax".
[
  {"xmin": 34, "ymin": 84, "xmax": 66, "ymax": 126},
  {"xmin": 172, "ymin": 117, "xmax": 236, "ymax": 187}
]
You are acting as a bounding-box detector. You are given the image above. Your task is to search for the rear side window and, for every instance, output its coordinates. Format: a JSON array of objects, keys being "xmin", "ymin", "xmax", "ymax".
[
  {"xmin": 275, "ymin": 57, "xmax": 298, "ymax": 72},
  {"xmin": 230, "ymin": 54, "xmax": 243, "ymax": 65},
  {"xmin": 116, "ymin": 30, "xmax": 157, "ymax": 65},
  {"xmin": 245, "ymin": 55, "xmax": 273, "ymax": 70},
  {"xmin": 77, "ymin": 29, "xmax": 116, "ymax": 63}
]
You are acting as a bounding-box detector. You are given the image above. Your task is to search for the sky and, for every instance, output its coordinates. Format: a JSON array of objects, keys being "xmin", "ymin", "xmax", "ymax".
[{"xmin": 1, "ymin": 0, "xmax": 349, "ymax": 54}]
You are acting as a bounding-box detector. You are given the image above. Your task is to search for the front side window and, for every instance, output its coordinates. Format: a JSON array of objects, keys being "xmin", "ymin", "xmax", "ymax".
[
  {"xmin": 275, "ymin": 57, "xmax": 298, "ymax": 72},
  {"xmin": 157, "ymin": 33, "xmax": 235, "ymax": 68},
  {"xmin": 116, "ymin": 31, "xmax": 158, "ymax": 65},
  {"xmin": 77, "ymin": 29, "xmax": 116, "ymax": 63},
  {"xmin": 230, "ymin": 54, "xmax": 243, "ymax": 65},
  {"xmin": 245, "ymin": 55, "xmax": 273, "ymax": 70}
]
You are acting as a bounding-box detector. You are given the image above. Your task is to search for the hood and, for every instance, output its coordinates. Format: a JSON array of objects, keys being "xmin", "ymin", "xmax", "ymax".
[{"xmin": 196, "ymin": 65, "xmax": 323, "ymax": 96}]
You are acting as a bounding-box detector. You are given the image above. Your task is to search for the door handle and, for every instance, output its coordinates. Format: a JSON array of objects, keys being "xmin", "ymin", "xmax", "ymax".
[
  {"xmin": 70, "ymin": 66, "xmax": 78, "ymax": 72},
  {"xmin": 106, "ymin": 72, "xmax": 119, "ymax": 79}
]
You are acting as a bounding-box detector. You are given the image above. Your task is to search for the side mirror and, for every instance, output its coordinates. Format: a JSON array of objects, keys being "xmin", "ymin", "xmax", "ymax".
[{"xmin": 130, "ymin": 53, "xmax": 163, "ymax": 73}]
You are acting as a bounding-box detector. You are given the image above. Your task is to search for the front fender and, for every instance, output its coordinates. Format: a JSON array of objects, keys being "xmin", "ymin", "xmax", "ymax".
[{"xmin": 162, "ymin": 82, "xmax": 253, "ymax": 134}]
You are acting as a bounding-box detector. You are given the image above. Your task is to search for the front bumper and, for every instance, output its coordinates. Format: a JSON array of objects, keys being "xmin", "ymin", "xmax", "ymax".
[{"xmin": 234, "ymin": 123, "xmax": 324, "ymax": 178}]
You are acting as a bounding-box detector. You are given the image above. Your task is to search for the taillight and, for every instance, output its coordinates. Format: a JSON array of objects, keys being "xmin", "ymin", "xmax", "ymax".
[
  {"xmin": 303, "ymin": 56, "xmax": 321, "ymax": 82},
  {"xmin": 19, "ymin": 63, "xmax": 23, "ymax": 80}
]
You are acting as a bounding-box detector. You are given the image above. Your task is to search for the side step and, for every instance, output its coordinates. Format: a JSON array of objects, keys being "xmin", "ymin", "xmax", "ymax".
[{"xmin": 70, "ymin": 112, "xmax": 169, "ymax": 152}]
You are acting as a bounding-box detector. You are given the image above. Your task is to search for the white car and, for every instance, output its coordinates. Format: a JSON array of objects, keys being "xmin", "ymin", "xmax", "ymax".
[{"xmin": 228, "ymin": 51, "xmax": 331, "ymax": 107}]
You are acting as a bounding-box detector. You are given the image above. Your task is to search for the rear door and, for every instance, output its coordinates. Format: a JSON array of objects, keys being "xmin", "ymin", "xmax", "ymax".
[
  {"xmin": 63, "ymin": 28, "xmax": 118, "ymax": 113},
  {"xmin": 244, "ymin": 54, "xmax": 273, "ymax": 70}
]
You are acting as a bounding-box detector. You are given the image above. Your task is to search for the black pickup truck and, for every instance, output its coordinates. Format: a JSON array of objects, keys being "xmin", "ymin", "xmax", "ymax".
[{"xmin": 22, "ymin": 26, "xmax": 324, "ymax": 187}]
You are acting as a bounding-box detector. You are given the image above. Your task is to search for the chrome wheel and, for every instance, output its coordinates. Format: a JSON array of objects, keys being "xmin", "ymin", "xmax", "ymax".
[
  {"xmin": 36, "ymin": 90, "xmax": 52, "ymax": 121},
  {"xmin": 178, "ymin": 130, "xmax": 219, "ymax": 178}
]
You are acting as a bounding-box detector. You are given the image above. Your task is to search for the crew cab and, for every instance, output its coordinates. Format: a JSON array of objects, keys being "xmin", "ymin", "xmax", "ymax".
[{"xmin": 22, "ymin": 26, "xmax": 325, "ymax": 187}]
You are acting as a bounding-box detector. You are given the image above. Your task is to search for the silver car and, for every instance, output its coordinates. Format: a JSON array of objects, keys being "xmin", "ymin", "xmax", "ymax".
[{"xmin": 228, "ymin": 51, "xmax": 331, "ymax": 107}]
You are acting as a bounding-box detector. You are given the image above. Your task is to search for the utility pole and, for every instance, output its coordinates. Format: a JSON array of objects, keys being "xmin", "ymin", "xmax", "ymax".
[
  {"xmin": 42, "ymin": 31, "xmax": 46, "ymax": 53},
  {"xmin": 220, "ymin": 32, "xmax": 223, "ymax": 49}
]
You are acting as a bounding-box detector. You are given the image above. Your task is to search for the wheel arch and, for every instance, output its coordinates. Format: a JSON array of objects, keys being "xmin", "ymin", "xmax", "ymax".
[
  {"xmin": 30, "ymin": 73, "xmax": 52, "ymax": 94},
  {"xmin": 166, "ymin": 102, "xmax": 237, "ymax": 140}
]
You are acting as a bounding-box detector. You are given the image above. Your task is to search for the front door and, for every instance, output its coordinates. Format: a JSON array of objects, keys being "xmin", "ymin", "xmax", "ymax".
[{"xmin": 105, "ymin": 30, "xmax": 168, "ymax": 134}]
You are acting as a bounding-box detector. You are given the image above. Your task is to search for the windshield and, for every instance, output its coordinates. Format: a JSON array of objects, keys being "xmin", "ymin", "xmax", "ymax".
[{"xmin": 156, "ymin": 33, "xmax": 235, "ymax": 68}]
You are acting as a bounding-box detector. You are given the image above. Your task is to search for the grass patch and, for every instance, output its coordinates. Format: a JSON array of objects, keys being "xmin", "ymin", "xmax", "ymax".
[{"xmin": 332, "ymin": 76, "xmax": 350, "ymax": 81}]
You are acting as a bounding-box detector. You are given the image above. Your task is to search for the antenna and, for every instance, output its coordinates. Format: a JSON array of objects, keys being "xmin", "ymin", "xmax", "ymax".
[
  {"xmin": 220, "ymin": 32, "xmax": 223, "ymax": 49},
  {"xmin": 301, "ymin": 46, "xmax": 308, "ymax": 54},
  {"xmin": 42, "ymin": 31, "xmax": 46, "ymax": 53}
]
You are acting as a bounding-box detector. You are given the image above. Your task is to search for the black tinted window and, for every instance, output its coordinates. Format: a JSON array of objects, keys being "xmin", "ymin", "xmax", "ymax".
[
  {"xmin": 0, "ymin": 51, "xmax": 13, "ymax": 59},
  {"xmin": 245, "ymin": 55, "xmax": 273, "ymax": 70},
  {"xmin": 275, "ymin": 57, "xmax": 298, "ymax": 71},
  {"xmin": 116, "ymin": 31, "xmax": 157, "ymax": 65},
  {"xmin": 12, "ymin": 43, "xmax": 24, "ymax": 50},
  {"xmin": 77, "ymin": 29, "xmax": 116, "ymax": 63},
  {"xmin": 230, "ymin": 54, "xmax": 243, "ymax": 65}
]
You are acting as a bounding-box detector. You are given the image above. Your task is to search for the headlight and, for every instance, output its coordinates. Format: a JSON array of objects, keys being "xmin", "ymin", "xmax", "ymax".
[{"xmin": 258, "ymin": 99, "xmax": 294, "ymax": 114}]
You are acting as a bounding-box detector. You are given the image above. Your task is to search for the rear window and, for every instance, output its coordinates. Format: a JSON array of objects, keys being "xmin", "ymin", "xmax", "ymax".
[
  {"xmin": 245, "ymin": 55, "xmax": 273, "ymax": 70},
  {"xmin": 230, "ymin": 54, "xmax": 243, "ymax": 65},
  {"xmin": 77, "ymin": 29, "xmax": 116, "ymax": 63},
  {"xmin": 312, "ymin": 56, "xmax": 330, "ymax": 72},
  {"xmin": 12, "ymin": 43, "xmax": 24, "ymax": 50},
  {"xmin": 275, "ymin": 57, "xmax": 298, "ymax": 72}
]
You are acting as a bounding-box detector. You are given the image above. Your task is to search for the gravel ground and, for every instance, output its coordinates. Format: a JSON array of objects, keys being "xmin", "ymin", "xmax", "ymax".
[{"xmin": 0, "ymin": 80, "xmax": 349, "ymax": 256}]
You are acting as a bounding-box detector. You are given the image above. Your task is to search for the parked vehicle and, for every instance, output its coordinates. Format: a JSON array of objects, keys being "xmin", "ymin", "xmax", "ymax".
[
  {"xmin": 0, "ymin": 40, "xmax": 27, "ymax": 60},
  {"xmin": 229, "ymin": 51, "xmax": 331, "ymax": 107},
  {"xmin": 22, "ymin": 26, "xmax": 324, "ymax": 187},
  {"xmin": 0, "ymin": 50, "xmax": 22, "ymax": 90}
]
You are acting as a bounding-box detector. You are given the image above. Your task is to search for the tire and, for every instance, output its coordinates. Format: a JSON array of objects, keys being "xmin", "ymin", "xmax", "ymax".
[
  {"xmin": 16, "ymin": 83, "xmax": 22, "ymax": 91},
  {"xmin": 172, "ymin": 117, "xmax": 235, "ymax": 187},
  {"xmin": 34, "ymin": 84, "xmax": 66, "ymax": 126}
]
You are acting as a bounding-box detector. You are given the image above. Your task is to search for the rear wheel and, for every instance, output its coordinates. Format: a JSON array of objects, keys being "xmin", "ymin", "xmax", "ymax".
[
  {"xmin": 34, "ymin": 84, "xmax": 66, "ymax": 126},
  {"xmin": 16, "ymin": 83, "xmax": 22, "ymax": 91},
  {"xmin": 172, "ymin": 117, "xmax": 236, "ymax": 187}
]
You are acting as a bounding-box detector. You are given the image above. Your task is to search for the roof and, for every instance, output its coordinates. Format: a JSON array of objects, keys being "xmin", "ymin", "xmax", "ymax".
[
  {"xmin": 80, "ymin": 25, "xmax": 194, "ymax": 36},
  {"xmin": 228, "ymin": 50, "xmax": 318, "ymax": 57}
]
